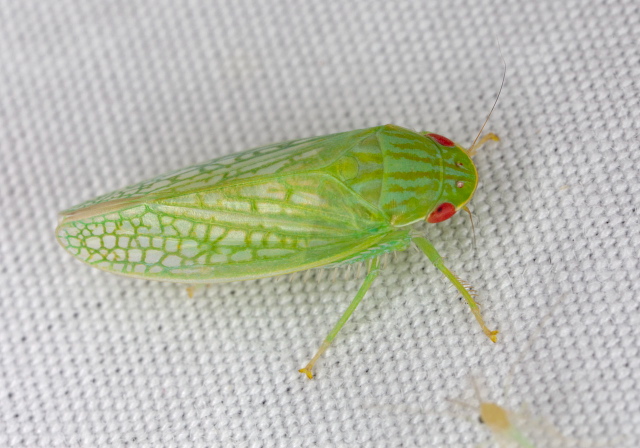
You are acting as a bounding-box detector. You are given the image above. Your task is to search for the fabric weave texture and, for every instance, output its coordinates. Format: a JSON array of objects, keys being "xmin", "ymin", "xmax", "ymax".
[{"xmin": 0, "ymin": 1, "xmax": 638, "ymax": 447}]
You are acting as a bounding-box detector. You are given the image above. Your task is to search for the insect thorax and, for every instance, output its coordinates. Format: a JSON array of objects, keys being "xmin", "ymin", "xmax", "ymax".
[{"xmin": 374, "ymin": 125, "xmax": 477, "ymax": 226}]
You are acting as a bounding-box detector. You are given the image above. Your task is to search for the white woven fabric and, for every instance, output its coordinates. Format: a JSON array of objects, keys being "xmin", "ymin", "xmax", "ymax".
[{"xmin": 1, "ymin": 1, "xmax": 638, "ymax": 447}]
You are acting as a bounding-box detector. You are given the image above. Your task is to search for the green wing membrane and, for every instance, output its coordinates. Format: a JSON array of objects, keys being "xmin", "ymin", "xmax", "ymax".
[
  {"xmin": 57, "ymin": 127, "xmax": 409, "ymax": 282},
  {"xmin": 61, "ymin": 128, "xmax": 373, "ymax": 214}
]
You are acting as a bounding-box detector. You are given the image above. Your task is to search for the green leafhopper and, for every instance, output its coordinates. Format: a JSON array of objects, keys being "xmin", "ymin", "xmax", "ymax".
[{"xmin": 56, "ymin": 125, "xmax": 499, "ymax": 378}]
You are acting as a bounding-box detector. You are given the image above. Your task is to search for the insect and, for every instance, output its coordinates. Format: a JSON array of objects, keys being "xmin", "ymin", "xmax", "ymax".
[
  {"xmin": 56, "ymin": 125, "xmax": 499, "ymax": 378},
  {"xmin": 448, "ymin": 295, "xmax": 614, "ymax": 448},
  {"xmin": 56, "ymin": 38, "xmax": 510, "ymax": 380},
  {"xmin": 368, "ymin": 298, "xmax": 574, "ymax": 447},
  {"xmin": 450, "ymin": 316, "xmax": 567, "ymax": 448},
  {"xmin": 454, "ymin": 376, "xmax": 541, "ymax": 448}
]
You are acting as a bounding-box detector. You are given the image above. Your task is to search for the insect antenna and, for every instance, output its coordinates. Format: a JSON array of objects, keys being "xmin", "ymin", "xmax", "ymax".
[
  {"xmin": 462, "ymin": 206, "xmax": 477, "ymax": 250},
  {"xmin": 467, "ymin": 37, "xmax": 506, "ymax": 157}
]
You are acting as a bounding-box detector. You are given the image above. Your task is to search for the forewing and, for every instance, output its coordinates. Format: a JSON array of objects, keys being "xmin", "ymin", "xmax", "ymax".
[
  {"xmin": 61, "ymin": 128, "xmax": 375, "ymax": 217},
  {"xmin": 57, "ymin": 172, "xmax": 393, "ymax": 282}
]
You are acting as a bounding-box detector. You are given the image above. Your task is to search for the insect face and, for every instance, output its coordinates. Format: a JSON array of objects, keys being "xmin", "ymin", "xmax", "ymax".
[{"xmin": 423, "ymin": 133, "xmax": 478, "ymax": 224}]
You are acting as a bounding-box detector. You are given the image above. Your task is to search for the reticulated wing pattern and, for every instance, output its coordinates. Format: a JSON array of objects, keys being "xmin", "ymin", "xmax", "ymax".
[{"xmin": 57, "ymin": 172, "xmax": 394, "ymax": 282}]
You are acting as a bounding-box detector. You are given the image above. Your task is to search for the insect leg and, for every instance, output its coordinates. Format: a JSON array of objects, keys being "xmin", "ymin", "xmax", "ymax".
[
  {"xmin": 186, "ymin": 284, "xmax": 206, "ymax": 298},
  {"xmin": 466, "ymin": 133, "xmax": 500, "ymax": 157},
  {"xmin": 299, "ymin": 256, "xmax": 381, "ymax": 379},
  {"xmin": 412, "ymin": 237, "xmax": 498, "ymax": 342}
]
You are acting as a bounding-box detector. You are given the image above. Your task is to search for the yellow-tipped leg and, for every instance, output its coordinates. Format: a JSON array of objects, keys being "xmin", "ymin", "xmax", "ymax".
[
  {"xmin": 470, "ymin": 307, "xmax": 499, "ymax": 343},
  {"xmin": 186, "ymin": 284, "xmax": 207, "ymax": 298},
  {"xmin": 299, "ymin": 257, "xmax": 381, "ymax": 379},
  {"xmin": 299, "ymin": 340, "xmax": 331, "ymax": 379},
  {"xmin": 413, "ymin": 237, "xmax": 498, "ymax": 342},
  {"xmin": 467, "ymin": 133, "xmax": 500, "ymax": 157}
]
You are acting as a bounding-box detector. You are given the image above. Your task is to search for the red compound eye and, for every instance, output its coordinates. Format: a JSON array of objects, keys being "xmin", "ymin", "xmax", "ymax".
[
  {"xmin": 427, "ymin": 133, "xmax": 455, "ymax": 147},
  {"xmin": 427, "ymin": 202, "xmax": 456, "ymax": 223}
]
